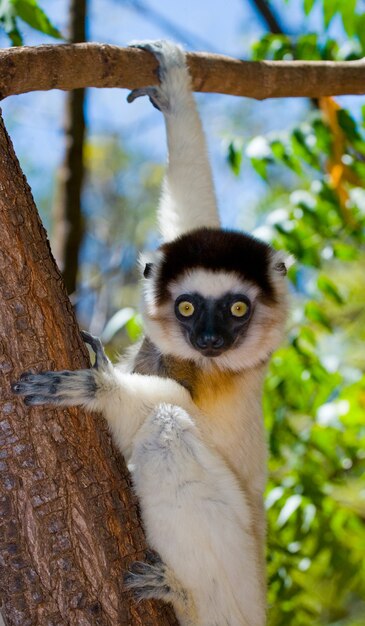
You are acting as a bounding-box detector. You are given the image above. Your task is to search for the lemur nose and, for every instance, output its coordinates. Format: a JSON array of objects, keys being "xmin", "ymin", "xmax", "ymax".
[{"xmin": 197, "ymin": 334, "xmax": 224, "ymax": 350}]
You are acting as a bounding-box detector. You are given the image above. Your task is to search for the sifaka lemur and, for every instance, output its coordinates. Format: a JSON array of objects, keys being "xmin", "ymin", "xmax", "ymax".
[{"xmin": 13, "ymin": 40, "xmax": 289, "ymax": 626}]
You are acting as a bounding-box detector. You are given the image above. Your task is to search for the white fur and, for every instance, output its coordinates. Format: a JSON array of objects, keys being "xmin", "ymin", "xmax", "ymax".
[
  {"xmin": 85, "ymin": 364, "xmax": 195, "ymax": 463},
  {"xmin": 154, "ymin": 42, "xmax": 220, "ymax": 241},
  {"xmin": 169, "ymin": 269, "xmax": 260, "ymax": 302},
  {"xmin": 131, "ymin": 403, "xmax": 265, "ymax": 626}
]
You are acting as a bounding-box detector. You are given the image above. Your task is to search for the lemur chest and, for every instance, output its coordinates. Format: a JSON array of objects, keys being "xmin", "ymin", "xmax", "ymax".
[
  {"xmin": 191, "ymin": 368, "xmax": 266, "ymax": 492},
  {"xmin": 133, "ymin": 341, "xmax": 266, "ymax": 490}
]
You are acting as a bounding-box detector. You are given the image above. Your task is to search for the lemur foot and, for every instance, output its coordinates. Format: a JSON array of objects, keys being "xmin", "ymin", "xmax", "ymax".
[
  {"xmin": 127, "ymin": 40, "xmax": 188, "ymax": 113},
  {"xmin": 11, "ymin": 332, "xmax": 109, "ymax": 407},
  {"xmin": 124, "ymin": 550, "xmax": 188, "ymax": 606},
  {"xmin": 81, "ymin": 330, "xmax": 110, "ymax": 369},
  {"xmin": 124, "ymin": 551, "xmax": 172, "ymax": 601}
]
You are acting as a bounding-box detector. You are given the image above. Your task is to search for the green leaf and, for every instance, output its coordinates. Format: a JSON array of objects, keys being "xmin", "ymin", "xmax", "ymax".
[
  {"xmin": 126, "ymin": 314, "xmax": 143, "ymax": 342},
  {"xmin": 251, "ymin": 157, "xmax": 268, "ymax": 180},
  {"xmin": 0, "ymin": 0, "xmax": 23, "ymax": 44},
  {"xmin": 304, "ymin": 0, "xmax": 316, "ymax": 15},
  {"xmin": 305, "ymin": 302, "xmax": 332, "ymax": 330},
  {"xmin": 227, "ymin": 140, "xmax": 242, "ymax": 176},
  {"xmin": 296, "ymin": 34, "xmax": 321, "ymax": 61},
  {"xmin": 333, "ymin": 241, "xmax": 358, "ymax": 260},
  {"xmin": 356, "ymin": 14, "xmax": 365, "ymax": 53},
  {"xmin": 338, "ymin": 0, "xmax": 357, "ymax": 36},
  {"xmin": 12, "ymin": 0, "xmax": 61, "ymax": 39},
  {"xmin": 323, "ymin": 0, "xmax": 339, "ymax": 29},
  {"xmin": 337, "ymin": 109, "xmax": 361, "ymax": 142},
  {"xmin": 317, "ymin": 275, "xmax": 344, "ymax": 304}
]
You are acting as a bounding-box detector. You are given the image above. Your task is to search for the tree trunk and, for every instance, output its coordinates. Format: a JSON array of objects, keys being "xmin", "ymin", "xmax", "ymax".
[
  {"xmin": 0, "ymin": 109, "xmax": 178, "ymax": 625},
  {"xmin": 52, "ymin": 0, "xmax": 87, "ymax": 295}
]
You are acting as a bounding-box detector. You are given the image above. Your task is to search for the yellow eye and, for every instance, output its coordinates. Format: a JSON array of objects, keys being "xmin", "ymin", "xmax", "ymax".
[
  {"xmin": 178, "ymin": 301, "xmax": 195, "ymax": 317},
  {"xmin": 230, "ymin": 301, "xmax": 248, "ymax": 317}
]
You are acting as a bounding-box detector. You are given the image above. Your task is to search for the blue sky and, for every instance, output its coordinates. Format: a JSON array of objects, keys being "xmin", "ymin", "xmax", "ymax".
[{"xmin": 0, "ymin": 0, "xmax": 358, "ymax": 231}]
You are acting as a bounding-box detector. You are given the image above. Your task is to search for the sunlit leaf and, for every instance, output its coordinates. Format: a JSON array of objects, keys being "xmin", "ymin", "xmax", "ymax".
[
  {"xmin": 277, "ymin": 495, "xmax": 302, "ymax": 528},
  {"xmin": 101, "ymin": 307, "xmax": 135, "ymax": 343},
  {"xmin": 125, "ymin": 314, "xmax": 143, "ymax": 342},
  {"xmin": 12, "ymin": 0, "xmax": 61, "ymax": 39}
]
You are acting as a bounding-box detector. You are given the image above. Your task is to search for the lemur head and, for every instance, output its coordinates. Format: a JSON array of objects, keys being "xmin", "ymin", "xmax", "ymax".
[{"xmin": 141, "ymin": 228, "xmax": 290, "ymax": 372}]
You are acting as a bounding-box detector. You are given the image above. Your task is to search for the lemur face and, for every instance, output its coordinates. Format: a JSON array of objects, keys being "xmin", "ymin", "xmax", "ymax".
[
  {"xmin": 142, "ymin": 228, "xmax": 290, "ymax": 371},
  {"xmin": 174, "ymin": 290, "xmax": 251, "ymax": 357}
]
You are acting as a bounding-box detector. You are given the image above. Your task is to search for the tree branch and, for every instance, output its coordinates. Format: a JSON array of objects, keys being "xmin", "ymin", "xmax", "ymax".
[{"xmin": 1, "ymin": 43, "xmax": 365, "ymax": 100}]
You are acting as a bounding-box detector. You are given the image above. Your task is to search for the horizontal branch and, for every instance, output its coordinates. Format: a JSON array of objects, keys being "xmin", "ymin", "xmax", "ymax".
[{"xmin": 1, "ymin": 43, "xmax": 365, "ymax": 100}]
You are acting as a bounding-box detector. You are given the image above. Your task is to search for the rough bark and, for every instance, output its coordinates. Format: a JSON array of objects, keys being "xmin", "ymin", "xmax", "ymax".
[
  {"xmin": 52, "ymin": 0, "xmax": 87, "ymax": 294},
  {"xmin": 0, "ymin": 109, "xmax": 178, "ymax": 625},
  {"xmin": 0, "ymin": 43, "xmax": 365, "ymax": 100}
]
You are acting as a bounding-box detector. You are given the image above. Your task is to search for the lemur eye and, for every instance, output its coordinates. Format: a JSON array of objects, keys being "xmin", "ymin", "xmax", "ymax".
[
  {"xmin": 230, "ymin": 301, "xmax": 248, "ymax": 317},
  {"xmin": 178, "ymin": 301, "xmax": 195, "ymax": 317}
]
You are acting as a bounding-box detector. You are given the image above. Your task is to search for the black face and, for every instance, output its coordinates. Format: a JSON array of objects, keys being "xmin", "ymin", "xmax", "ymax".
[{"xmin": 174, "ymin": 292, "xmax": 252, "ymax": 357}]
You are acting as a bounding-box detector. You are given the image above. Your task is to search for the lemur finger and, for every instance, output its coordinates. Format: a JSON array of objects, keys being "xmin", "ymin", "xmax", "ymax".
[
  {"xmin": 81, "ymin": 330, "xmax": 110, "ymax": 369},
  {"xmin": 11, "ymin": 370, "xmax": 96, "ymax": 407},
  {"xmin": 127, "ymin": 87, "xmax": 166, "ymax": 111}
]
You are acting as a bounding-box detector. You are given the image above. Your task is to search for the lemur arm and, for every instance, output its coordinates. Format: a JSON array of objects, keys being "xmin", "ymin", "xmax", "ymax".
[
  {"xmin": 127, "ymin": 40, "xmax": 220, "ymax": 242},
  {"xmin": 12, "ymin": 332, "xmax": 196, "ymax": 463}
]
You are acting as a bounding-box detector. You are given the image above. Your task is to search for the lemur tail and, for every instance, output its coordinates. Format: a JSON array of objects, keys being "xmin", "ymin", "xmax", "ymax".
[{"xmin": 128, "ymin": 40, "xmax": 220, "ymax": 242}]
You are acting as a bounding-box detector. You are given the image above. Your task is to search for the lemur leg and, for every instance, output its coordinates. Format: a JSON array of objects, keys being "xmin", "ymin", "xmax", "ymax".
[
  {"xmin": 128, "ymin": 403, "xmax": 266, "ymax": 626},
  {"xmin": 12, "ymin": 332, "xmax": 195, "ymax": 462},
  {"xmin": 127, "ymin": 40, "xmax": 220, "ymax": 241}
]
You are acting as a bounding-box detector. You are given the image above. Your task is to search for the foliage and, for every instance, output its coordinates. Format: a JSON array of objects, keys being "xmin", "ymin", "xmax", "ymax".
[
  {"xmin": 225, "ymin": 2, "xmax": 365, "ymax": 623},
  {"xmin": 0, "ymin": 0, "xmax": 61, "ymax": 45}
]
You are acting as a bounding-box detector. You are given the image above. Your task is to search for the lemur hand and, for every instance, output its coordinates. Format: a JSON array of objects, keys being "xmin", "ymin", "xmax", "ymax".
[
  {"xmin": 11, "ymin": 332, "xmax": 110, "ymax": 407},
  {"xmin": 127, "ymin": 40, "xmax": 189, "ymax": 112}
]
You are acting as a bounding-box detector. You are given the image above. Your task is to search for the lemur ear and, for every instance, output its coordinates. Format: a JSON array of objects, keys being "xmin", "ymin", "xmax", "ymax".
[
  {"xmin": 271, "ymin": 251, "xmax": 295, "ymax": 276},
  {"xmin": 139, "ymin": 249, "xmax": 164, "ymax": 279},
  {"xmin": 274, "ymin": 261, "xmax": 287, "ymax": 276},
  {"xmin": 144, "ymin": 263, "xmax": 154, "ymax": 278}
]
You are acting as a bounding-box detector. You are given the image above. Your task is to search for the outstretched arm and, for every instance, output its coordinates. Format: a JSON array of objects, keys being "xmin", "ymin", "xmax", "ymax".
[
  {"xmin": 12, "ymin": 332, "xmax": 196, "ymax": 463},
  {"xmin": 128, "ymin": 40, "xmax": 220, "ymax": 242}
]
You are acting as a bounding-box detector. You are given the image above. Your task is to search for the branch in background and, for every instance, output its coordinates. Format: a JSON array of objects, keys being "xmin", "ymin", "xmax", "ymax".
[
  {"xmin": 52, "ymin": 0, "xmax": 87, "ymax": 295},
  {"xmin": 1, "ymin": 44, "xmax": 365, "ymax": 100},
  {"xmin": 125, "ymin": 0, "xmax": 216, "ymax": 52},
  {"xmin": 249, "ymin": 0, "xmax": 284, "ymax": 34}
]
